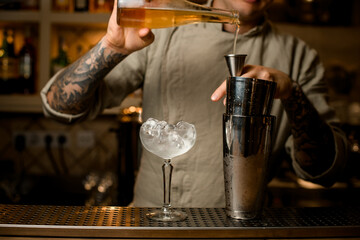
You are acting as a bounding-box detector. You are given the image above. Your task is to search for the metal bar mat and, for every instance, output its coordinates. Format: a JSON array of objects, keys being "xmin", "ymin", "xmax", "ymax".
[{"xmin": 1, "ymin": 205, "xmax": 360, "ymax": 228}]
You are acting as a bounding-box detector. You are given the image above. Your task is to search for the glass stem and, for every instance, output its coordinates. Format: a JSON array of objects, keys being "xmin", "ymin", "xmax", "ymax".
[{"xmin": 162, "ymin": 159, "xmax": 173, "ymax": 214}]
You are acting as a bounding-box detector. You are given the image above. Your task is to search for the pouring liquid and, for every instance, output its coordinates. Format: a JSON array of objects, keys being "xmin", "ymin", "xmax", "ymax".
[
  {"xmin": 233, "ymin": 25, "xmax": 239, "ymax": 54},
  {"xmin": 117, "ymin": 7, "xmax": 240, "ymax": 28}
]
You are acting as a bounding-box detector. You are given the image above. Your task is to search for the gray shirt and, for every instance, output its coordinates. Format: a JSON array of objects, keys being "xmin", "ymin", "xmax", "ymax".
[{"xmin": 41, "ymin": 20, "xmax": 348, "ymax": 207}]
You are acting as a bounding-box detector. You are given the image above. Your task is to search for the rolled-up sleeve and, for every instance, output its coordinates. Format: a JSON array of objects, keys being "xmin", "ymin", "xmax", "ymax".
[
  {"xmin": 41, "ymin": 70, "xmax": 86, "ymax": 123},
  {"xmin": 287, "ymin": 123, "xmax": 349, "ymax": 187},
  {"xmin": 284, "ymin": 40, "xmax": 349, "ymax": 186},
  {"xmin": 40, "ymin": 47, "xmax": 147, "ymax": 123}
]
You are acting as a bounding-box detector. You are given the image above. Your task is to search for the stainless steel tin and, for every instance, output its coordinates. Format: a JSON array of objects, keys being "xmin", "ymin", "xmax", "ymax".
[
  {"xmin": 226, "ymin": 77, "xmax": 276, "ymax": 116},
  {"xmin": 223, "ymin": 114, "xmax": 275, "ymax": 219}
]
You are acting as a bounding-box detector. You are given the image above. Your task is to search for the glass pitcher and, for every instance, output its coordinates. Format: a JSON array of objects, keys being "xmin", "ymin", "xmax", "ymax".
[{"xmin": 117, "ymin": 0, "xmax": 240, "ymax": 28}]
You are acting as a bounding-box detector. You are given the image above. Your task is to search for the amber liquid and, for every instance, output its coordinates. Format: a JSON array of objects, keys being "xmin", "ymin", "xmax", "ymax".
[
  {"xmin": 233, "ymin": 25, "xmax": 239, "ymax": 54},
  {"xmin": 117, "ymin": 7, "xmax": 239, "ymax": 29}
]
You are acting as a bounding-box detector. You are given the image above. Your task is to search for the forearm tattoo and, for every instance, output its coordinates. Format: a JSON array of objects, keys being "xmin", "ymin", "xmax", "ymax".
[
  {"xmin": 282, "ymin": 81, "xmax": 334, "ymax": 176},
  {"xmin": 46, "ymin": 38, "xmax": 127, "ymax": 114}
]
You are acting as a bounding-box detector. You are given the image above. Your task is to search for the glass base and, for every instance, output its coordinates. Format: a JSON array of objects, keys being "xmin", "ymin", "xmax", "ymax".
[{"xmin": 146, "ymin": 209, "xmax": 187, "ymax": 222}]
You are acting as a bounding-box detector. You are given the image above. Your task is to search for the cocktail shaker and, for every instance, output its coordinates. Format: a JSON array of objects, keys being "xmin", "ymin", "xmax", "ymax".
[
  {"xmin": 223, "ymin": 114, "xmax": 275, "ymax": 219},
  {"xmin": 223, "ymin": 54, "xmax": 276, "ymax": 219}
]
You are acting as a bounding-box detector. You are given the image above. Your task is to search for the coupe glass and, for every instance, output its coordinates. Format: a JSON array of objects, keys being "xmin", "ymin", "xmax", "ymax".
[{"xmin": 139, "ymin": 118, "xmax": 196, "ymax": 221}]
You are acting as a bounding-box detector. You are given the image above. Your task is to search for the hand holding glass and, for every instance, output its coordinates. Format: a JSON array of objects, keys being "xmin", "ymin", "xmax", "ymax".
[{"xmin": 140, "ymin": 118, "xmax": 196, "ymax": 221}]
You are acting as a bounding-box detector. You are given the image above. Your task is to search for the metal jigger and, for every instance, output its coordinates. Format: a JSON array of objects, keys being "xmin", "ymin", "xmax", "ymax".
[
  {"xmin": 223, "ymin": 54, "xmax": 276, "ymax": 220},
  {"xmin": 225, "ymin": 54, "xmax": 247, "ymax": 77},
  {"xmin": 224, "ymin": 54, "xmax": 276, "ymax": 116}
]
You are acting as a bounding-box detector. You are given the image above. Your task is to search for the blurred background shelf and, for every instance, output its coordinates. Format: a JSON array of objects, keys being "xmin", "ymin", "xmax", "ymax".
[
  {"xmin": 0, "ymin": 0, "xmax": 113, "ymax": 113},
  {"xmin": 0, "ymin": 11, "xmax": 41, "ymax": 22},
  {"xmin": 50, "ymin": 12, "xmax": 110, "ymax": 24},
  {"xmin": 0, "ymin": 95, "xmax": 41, "ymax": 113}
]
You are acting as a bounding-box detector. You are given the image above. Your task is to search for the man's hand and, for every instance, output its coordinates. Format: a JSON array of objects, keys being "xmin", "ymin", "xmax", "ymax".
[
  {"xmin": 211, "ymin": 65, "xmax": 293, "ymax": 103},
  {"xmin": 210, "ymin": 64, "xmax": 337, "ymax": 181},
  {"xmin": 104, "ymin": 0, "xmax": 155, "ymax": 55}
]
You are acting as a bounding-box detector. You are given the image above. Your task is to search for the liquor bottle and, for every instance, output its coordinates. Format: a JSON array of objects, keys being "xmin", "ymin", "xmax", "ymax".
[
  {"xmin": 18, "ymin": 27, "xmax": 36, "ymax": 94},
  {"xmin": 51, "ymin": 36, "xmax": 70, "ymax": 76},
  {"xmin": 21, "ymin": 0, "xmax": 39, "ymax": 11},
  {"xmin": 52, "ymin": 0, "xmax": 73, "ymax": 12},
  {"xmin": 75, "ymin": 0, "xmax": 89, "ymax": 12},
  {"xmin": 116, "ymin": 0, "xmax": 240, "ymax": 29},
  {"xmin": 0, "ymin": 29, "xmax": 19, "ymax": 94},
  {"xmin": 93, "ymin": 0, "xmax": 113, "ymax": 13},
  {"xmin": 76, "ymin": 45, "xmax": 84, "ymax": 59}
]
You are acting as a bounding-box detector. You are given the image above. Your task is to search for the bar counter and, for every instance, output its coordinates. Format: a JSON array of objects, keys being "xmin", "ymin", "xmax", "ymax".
[{"xmin": 0, "ymin": 204, "xmax": 359, "ymax": 239}]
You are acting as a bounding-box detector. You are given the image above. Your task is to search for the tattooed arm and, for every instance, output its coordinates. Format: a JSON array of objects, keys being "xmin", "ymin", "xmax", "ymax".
[
  {"xmin": 46, "ymin": 38, "xmax": 128, "ymax": 115},
  {"xmin": 45, "ymin": 0, "xmax": 154, "ymax": 115},
  {"xmin": 281, "ymin": 81, "xmax": 334, "ymax": 176}
]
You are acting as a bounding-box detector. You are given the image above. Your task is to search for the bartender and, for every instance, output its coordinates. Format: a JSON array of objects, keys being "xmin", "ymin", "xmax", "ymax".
[{"xmin": 41, "ymin": 0, "xmax": 348, "ymax": 207}]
